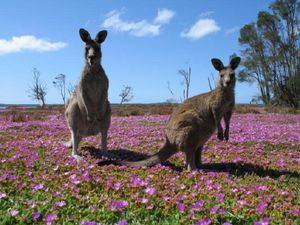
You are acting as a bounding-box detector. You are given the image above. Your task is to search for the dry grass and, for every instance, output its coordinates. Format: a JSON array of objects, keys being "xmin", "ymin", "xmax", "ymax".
[
  {"xmin": 111, "ymin": 104, "xmax": 176, "ymax": 116},
  {"xmin": 234, "ymin": 104, "xmax": 264, "ymax": 114},
  {"xmin": 264, "ymin": 105, "xmax": 300, "ymax": 114},
  {"xmin": 1, "ymin": 104, "xmax": 298, "ymax": 120},
  {"xmin": 1, "ymin": 106, "xmax": 64, "ymax": 122},
  {"xmin": 113, "ymin": 104, "xmax": 267, "ymax": 116}
]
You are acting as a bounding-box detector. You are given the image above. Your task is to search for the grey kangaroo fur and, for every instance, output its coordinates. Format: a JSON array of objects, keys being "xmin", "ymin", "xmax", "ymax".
[
  {"xmin": 65, "ymin": 28, "xmax": 111, "ymax": 160},
  {"xmin": 116, "ymin": 57, "xmax": 241, "ymax": 171}
]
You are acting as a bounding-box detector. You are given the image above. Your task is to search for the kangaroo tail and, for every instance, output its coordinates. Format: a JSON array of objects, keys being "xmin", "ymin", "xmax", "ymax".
[{"xmin": 115, "ymin": 141, "xmax": 177, "ymax": 167}]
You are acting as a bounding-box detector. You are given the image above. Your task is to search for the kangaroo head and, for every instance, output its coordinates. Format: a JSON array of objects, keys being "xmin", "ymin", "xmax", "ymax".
[
  {"xmin": 211, "ymin": 57, "xmax": 241, "ymax": 88},
  {"xmin": 79, "ymin": 28, "xmax": 107, "ymax": 66}
]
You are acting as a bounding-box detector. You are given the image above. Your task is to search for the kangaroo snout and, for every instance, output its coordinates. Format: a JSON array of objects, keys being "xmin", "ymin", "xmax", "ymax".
[
  {"xmin": 87, "ymin": 50, "xmax": 96, "ymax": 65},
  {"xmin": 87, "ymin": 56, "xmax": 95, "ymax": 66},
  {"xmin": 225, "ymin": 80, "xmax": 231, "ymax": 86}
]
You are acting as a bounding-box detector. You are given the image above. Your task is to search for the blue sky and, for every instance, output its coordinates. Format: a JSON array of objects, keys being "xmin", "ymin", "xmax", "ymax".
[{"xmin": 0, "ymin": 0, "xmax": 273, "ymax": 104}]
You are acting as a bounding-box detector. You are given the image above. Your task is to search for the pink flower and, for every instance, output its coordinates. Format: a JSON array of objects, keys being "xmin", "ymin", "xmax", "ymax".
[
  {"xmin": 216, "ymin": 193, "xmax": 225, "ymax": 203},
  {"xmin": 162, "ymin": 196, "xmax": 170, "ymax": 201},
  {"xmin": 140, "ymin": 198, "xmax": 148, "ymax": 204},
  {"xmin": 114, "ymin": 182, "xmax": 122, "ymax": 190},
  {"xmin": 219, "ymin": 207, "xmax": 226, "ymax": 214},
  {"xmin": 55, "ymin": 200, "xmax": 66, "ymax": 207},
  {"xmin": 108, "ymin": 200, "xmax": 128, "ymax": 211},
  {"xmin": 147, "ymin": 204, "xmax": 154, "ymax": 209},
  {"xmin": 206, "ymin": 180, "xmax": 213, "ymax": 190},
  {"xmin": 191, "ymin": 200, "xmax": 205, "ymax": 211},
  {"xmin": 253, "ymin": 185, "xmax": 268, "ymax": 191},
  {"xmin": 115, "ymin": 219, "xmax": 127, "ymax": 225},
  {"xmin": 83, "ymin": 171, "xmax": 91, "ymax": 182},
  {"xmin": 177, "ymin": 203, "xmax": 185, "ymax": 213},
  {"xmin": 94, "ymin": 176, "xmax": 101, "ymax": 182},
  {"xmin": 10, "ymin": 209, "xmax": 19, "ymax": 217},
  {"xmin": 210, "ymin": 206, "xmax": 218, "ymax": 214},
  {"xmin": 144, "ymin": 187, "xmax": 156, "ymax": 195},
  {"xmin": 254, "ymin": 217, "xmax": 269, "ymax": 225},
  {"xmin": 45, "ymin": 213, "xmax": 57, "ymax": 225},
  {"xmin": 52, "ymin": 165, "xmax": 59, "ymax": 171},
  {"xmin": 0, "ymin": 192, "xmax": 6, "ymax": 199},
  {"xmin": 177, "ymin": 194, "xmax": 185, "ymax": 201},
  {"xmin": 237, "ymin": 200, "xmax": 247, "ymax": 206},
  {"xmin": 32, "ymin": 183, "xmax": 44, "ymax": 192},
  {"xmin": 32, "ymin": 212, "xmax": 40, "ymax": 220},
  {"xmin": 70, "ymin": 174, "xmax": 80, "ymax": 184},
  {"xmin": 130, "ymin": 176, "xmax": 147, "ymax": 187},
  {"xmin": 89, "ymin": 205, "xmax": 97, "ymax": 213},
  {"xmin": 85, "ymin": 222, "xmax": 102, "ymax": 225},
  {"xmin": 195, "ymin": 218, "xmax": 212, "ymax": 225},
  {"xmin": 292, "ymin": 209, "xmax": 300, "ymax": 216},
  {"xmin": 256, "ymin": 201, "xmax": 268, "ymax": 214},
  {"xmin": 276, "ymin": 159, "xmax": 285, "ymax": 167}
]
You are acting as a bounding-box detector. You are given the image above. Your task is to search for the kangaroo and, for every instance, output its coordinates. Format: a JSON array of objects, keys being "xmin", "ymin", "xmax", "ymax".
[
  {"xmin": 65, "ymin": 28, "xmax": 111, "ymax": 160},
  {"xmin": 116, "ymin": 57, "xmax": 240, "ymax": 171}
]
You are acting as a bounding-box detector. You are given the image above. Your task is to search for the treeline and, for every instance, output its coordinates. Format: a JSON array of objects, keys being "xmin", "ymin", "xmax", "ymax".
[{"xmin": 238, "ymin": 0, "xmax": 300, "ymax": 108}]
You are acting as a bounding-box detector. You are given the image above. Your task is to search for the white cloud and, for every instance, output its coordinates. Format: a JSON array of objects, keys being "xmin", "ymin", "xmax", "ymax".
[
  {"xmin": 102, "ymin": 8, "xmax": 175, "ymax": 37},
  {"xmin": 225, "ymin": 26, "xmax": 240, "ymax": 35},
  {"xmin": 154, "ymin": 8, "xmax": 175, "ymax": 24},
  {"xmin": 199, "ymin": 11, "xmax": 215, "ymax": 18},
  {"xmin": 0, "ymin": 35, "xmax": 67, "ymax": 55},
  {"xmin": 181, "ymin": 18, "xmax": 221, "ymax": 40}
]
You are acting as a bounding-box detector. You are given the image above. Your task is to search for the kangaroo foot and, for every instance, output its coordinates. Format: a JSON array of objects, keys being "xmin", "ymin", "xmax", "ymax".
[
  {"xmin": 72, "ymin": 154, "xmax": 83, "ymax": 162},
  {"xmin": 63, "ymin": 141, "xmax": 73, "ymax": 148},
  {"xmin": 224, "ymin": 131, "xmax": 229, "ymax": 141},
  {"xmin": 217, "ymin": 132, "xmax": 224, "ymax": 141}
]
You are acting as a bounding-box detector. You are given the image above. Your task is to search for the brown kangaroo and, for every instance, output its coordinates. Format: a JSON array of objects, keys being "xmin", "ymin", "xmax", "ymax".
[
  {"xmin": 65, "ymin": 28, "xmax": 111, "ymax": 160},
  {"xmin": 116, "ymin": 57, "xmax": 241, "ymax": 171}
]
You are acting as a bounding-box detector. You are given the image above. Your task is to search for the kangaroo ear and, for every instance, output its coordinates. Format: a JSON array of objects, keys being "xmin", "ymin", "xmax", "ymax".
[
  {"xmin": 211, "ymin": 58, "xmax": 224, "ymax": 71},
  {"xmin": 95, "ymin": 30, "xmax": 107, "ymax": 44},
  {"xmin": 79, "ymin": 28, "xmax": 91, "ymax": 43},
  {"xmin": 230, "ymin": 57, "xmax": 241, "ymax": 70}
]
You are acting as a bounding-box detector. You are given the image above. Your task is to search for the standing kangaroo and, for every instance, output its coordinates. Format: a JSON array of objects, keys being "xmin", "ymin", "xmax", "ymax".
[
  {"xmin": 116, "ymin": 57, "xmax": 240, "ymax": 171},
  {"xmin": 65, "ymin": 28, "xmax": 111, "ymax": 160}
]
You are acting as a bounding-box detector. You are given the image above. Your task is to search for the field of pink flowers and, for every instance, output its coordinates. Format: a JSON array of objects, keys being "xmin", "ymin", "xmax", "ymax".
[{"xmin": 0, "ymin": 109, "xmax": 299, "ymax": 225}]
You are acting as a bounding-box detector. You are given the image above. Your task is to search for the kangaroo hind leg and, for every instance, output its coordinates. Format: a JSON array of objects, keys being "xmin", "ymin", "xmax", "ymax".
[
  {"xmin": 194, "ymin": 146, "xmax": 203, "ymax": 169},
  {"xmin": 71, "ymin": 131, "xmax": 82, "ymax": 161},
  {"xmin": 185, "ymin": 150, "xmax": 196, "ymax": 171}
]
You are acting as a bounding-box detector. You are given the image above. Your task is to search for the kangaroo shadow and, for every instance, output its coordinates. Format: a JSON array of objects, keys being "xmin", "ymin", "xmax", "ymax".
[
  {"xmin": 81, "ymin": 146, "xmax": 182, "ymax": 171},
  {"xmin": 199, "ymin": 162, "xmax": 300, "ymax": 179},
  {"xmin": 81, "ymin": 146, "xmax": 149, "ymax": 160},
  {"xmin": 81, "ymin": 146, "xmax": 300, "ymax": 179}
]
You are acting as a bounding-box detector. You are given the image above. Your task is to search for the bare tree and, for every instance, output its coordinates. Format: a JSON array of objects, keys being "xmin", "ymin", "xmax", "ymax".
[
  {"xmin": 167, "ymin": 81, "xmax": 174, "ymax": 96},
  {"xmin": 67, "ymin": 82, "xmax": 76, "ymax": 96},
  {"xmin": 166, "ymin": 81, "xmax": 177, "ymax": 104},
  {"xmin": 28, "ymin": 68, "xmax": 47, "ymax": 107},
  {"xmin": 53, "ymin": 73, "xmax": 66, "ymax": 105},
  {"xmin": 208, "ymin": 73, "xmax": 216, "ymax": 91},
  {"xmin": 178, "ymin": 66, "xmax": 191, "ymax": 101},
  {"xmin": 119, "ymin": 85, "xmax": 133, "ymax": 105}
]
